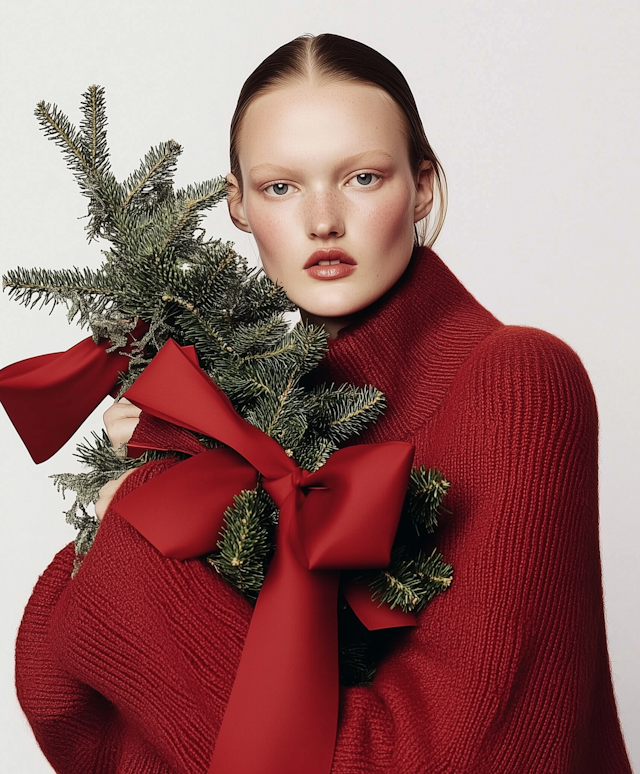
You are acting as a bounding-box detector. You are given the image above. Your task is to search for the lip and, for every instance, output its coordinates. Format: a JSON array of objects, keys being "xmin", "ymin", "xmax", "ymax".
[{"xmin": 303, "ymin": 248, "xmax": 357, "ymax": 270}]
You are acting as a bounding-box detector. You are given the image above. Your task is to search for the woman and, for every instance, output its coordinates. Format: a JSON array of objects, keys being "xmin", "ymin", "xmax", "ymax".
[{"xmin": 16, "ymin": 33, "xmax": 632, "ymax": 773}]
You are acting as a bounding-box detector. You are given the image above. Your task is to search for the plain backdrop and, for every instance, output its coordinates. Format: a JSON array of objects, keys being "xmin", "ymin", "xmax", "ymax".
[{"xmin": 1, "ymin": 1, "xmax": 638, "ymax": 770}]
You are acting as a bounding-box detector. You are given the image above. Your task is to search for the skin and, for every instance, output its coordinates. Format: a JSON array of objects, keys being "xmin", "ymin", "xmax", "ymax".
[
  {"xmin": 99, "ymin": 78, "xmax": 433, "ymax": 519},
  {"xmin": 227, "ymin": 80, "xmax": 433, "ymax": 338}
]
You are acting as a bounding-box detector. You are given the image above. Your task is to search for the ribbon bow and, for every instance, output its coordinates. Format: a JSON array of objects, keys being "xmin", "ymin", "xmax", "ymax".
[
  {"xmin": 113, "ymin": 339, "xmax": 416, "ymax": 774},
  {"xmin": 0, "ymin": 322, "xmax": 147, "ymax": 463}
]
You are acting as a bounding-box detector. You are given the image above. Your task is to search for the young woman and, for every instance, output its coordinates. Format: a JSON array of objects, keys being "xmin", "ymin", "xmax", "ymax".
[{"xmin": 16, "ymin": 33, "xmax": 632, "ymax": 774}]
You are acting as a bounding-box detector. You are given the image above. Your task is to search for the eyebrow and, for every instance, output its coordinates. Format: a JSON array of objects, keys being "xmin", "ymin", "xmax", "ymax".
[{"xmin": 248, "ymin": 150, "xmax": 396, "ymax": 183}]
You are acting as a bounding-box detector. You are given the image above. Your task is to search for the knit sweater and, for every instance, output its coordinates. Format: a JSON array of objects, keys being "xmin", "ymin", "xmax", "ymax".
[{"xmin": 15, "ymin": 247, "xmax": 632, "ymax": 773}]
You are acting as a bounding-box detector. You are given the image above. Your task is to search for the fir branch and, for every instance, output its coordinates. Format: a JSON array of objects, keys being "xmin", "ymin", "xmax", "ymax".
[
  {"xmin": 404, "ymin": 466, "xmax": 451, "ymax": 536},
  {"xmin": 2, "ymin": 266, "xmax": 116, "ymax": 314},
  {"xmin": 121, "ymin": 140, "xmax": 182, "ymax": 210},
  {"xmin": 265, "ymin": 375, "xmax": 295, "ymax": 437},
  {"xmin": 79, "ymin": 84, "xmax": 110, "ymax": 175},
  {"xmin": 364, "ymin": 546, "xmax": 453, "ymax": 614},
  {"xmin": 208, "ymin": 487, "xmax": 275, "ymax": 600},
  {"xmin": 35, "ymin": 100, "xmax": 90, "ymax": 178},
  {"xmin": 239, "ymin": 339, "xmax": 298, "ymax": 363},
  {"xmin": 163, "ymin": 296, "xmax": 234, "ymax": 356},
  {"xmin": 307, "ymin": 383, "xmax": 386, "ymax": 444}
]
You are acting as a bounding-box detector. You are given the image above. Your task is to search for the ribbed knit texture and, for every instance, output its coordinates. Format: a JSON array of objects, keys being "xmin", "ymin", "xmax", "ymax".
[{"xmin": 15, "ymin": 247, "xmax": 632, "ymax": 773}]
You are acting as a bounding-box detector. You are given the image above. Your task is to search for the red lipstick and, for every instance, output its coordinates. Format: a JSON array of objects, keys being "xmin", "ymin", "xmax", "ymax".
[{"xmin": 304, "ymin": 249, "xmax": 357, "ymax": 280}]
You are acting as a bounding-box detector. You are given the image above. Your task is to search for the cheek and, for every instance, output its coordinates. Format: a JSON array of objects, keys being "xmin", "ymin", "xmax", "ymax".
[
  {"xmin": 359, "ymin": 185, "xmax": 414, "ymax": 243},
  {"xmin": 244, "ymin": 206, "xmax": 290, "ymax": 273}
]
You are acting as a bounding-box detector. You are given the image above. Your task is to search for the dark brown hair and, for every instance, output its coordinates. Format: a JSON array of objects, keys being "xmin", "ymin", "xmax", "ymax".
[{"xmin": 229, "ymin": 33, "xmax": 447, "ymax": 247}]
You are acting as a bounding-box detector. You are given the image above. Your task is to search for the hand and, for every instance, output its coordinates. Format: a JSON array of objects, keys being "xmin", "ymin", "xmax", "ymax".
[
  {"xmin": 103, "ymin": 397, "xmax": 141, "ymax": 456},
  {"xmin": 95, "ymin": 470, "xmax": 136, "ymax": 522}
]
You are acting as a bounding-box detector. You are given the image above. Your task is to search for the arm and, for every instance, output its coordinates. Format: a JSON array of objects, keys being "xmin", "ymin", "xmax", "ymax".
[
  {"xmin": 15, "ymin": 543, "xmax": 124, "ymax": 774},
  {"xmin": 330, "ymin": 327, "xmax": 631, "ymax": 774},
  {"xmin": 15, "ymin": 461, "xmax": 182, "ymax": 774}
]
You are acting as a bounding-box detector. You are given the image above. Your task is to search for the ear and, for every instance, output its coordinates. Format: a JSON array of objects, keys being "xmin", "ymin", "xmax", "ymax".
[
  {"xmin": 413, "ymin": 161, "xmax": 434, "ymax": 223},
  {"xmin": 226, "ymin": 173, "xmax": 252, "ymax": 233}
]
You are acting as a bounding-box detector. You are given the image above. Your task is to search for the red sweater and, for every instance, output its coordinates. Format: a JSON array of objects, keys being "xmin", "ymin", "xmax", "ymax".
[{"xmin": 16, "ymin": 247, "xmax": 632, "ymax": 773}]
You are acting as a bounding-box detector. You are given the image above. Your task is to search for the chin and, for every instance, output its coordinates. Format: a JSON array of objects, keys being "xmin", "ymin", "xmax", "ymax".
[{"xmin": 301, "ymin": 297, "xmax": 369, "ymax": 320}]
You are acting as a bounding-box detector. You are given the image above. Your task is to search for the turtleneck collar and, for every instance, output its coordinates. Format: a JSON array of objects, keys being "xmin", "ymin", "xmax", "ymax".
[{"xmin": 317, "ymin": 246, "xmax": 502, "ymax": 442}]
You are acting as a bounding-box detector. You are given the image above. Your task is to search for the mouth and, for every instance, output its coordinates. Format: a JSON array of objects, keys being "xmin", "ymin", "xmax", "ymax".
[{"xmin": 303, "ymin": 249, "xmax": 357, "ymax": 270}]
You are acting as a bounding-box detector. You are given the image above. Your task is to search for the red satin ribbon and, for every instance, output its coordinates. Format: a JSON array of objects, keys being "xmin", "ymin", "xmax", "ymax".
[
  {"xmin": 0, "ymin": 322, "xmax": 147, "ymax": 463},
  {"xmin": 113, "ymin": 339, "xmax": 416, "ymax": 774}
]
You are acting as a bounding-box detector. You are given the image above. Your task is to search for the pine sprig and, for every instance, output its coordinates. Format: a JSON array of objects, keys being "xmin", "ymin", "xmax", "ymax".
[
  {"xmin": 208, "ymin": 487, "xmax": 276, "ymax": 600},
  {"xmin": 35, "ymin": 99, "xmax": 90, "ymax": 180},
  {"xmin": 2, "ymin": 266, "xmax": 115, "ymax": 314},
  {"xmin": 405, "ymin": 466, "xmax": 451, "ymax": 536},
  {"xmin": 79, "ymin": 85, "xmax": 110, "ymax": 176},
  {"xmin": 365, "ymin": 545, "xmax": 453, "ymax": 614}
]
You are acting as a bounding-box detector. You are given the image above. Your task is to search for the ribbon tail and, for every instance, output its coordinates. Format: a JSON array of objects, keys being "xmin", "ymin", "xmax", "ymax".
[
  {"xmin": 209, "ymin": 498, "xmax": 339, "ymax": 774},
  {"xmin": 343, "ymin": 578, "xmax": 417, "ymax": 631},
  {"xmin": 0, "ymin": 336, "xmax": 131, "ymax": 463}
]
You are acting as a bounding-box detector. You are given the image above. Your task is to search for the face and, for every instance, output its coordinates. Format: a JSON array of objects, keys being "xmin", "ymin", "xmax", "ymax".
[{"xmin": 227, "ymin": 80, "xmax": 433, "ymax": 336}]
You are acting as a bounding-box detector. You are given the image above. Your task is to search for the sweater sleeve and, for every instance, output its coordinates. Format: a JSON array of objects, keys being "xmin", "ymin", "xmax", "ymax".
[
  {"xmin": 15, "ymin": 541, "xmax": 126, "ymax": 773},
  {"xmin": 14, "ymin": 458, "xmax": 209, "ymax": 774},
  {"xmin": 330, "ymin": 327, "xmax": 631, "ymax": 774}
]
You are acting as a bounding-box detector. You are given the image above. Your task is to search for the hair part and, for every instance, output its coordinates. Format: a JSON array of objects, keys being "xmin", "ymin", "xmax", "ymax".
[{"xmin": 229, "ymin": 33, "xmax": 447, "ymax": 248}]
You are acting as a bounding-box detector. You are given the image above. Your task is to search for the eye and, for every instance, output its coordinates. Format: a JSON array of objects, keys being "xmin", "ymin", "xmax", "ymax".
[
  {"xmin": 264, "ymin": 182, "xmax": 293, "ymax": 196},
  {"xmin": 348, "ymin": 172, "xmax": 381, "ymax": 187}
]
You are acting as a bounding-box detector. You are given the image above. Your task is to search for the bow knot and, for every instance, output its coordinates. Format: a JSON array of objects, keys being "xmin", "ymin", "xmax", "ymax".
[{"xmin": 262, "ymin": 464, "xmax": 310, "ymax": 510}]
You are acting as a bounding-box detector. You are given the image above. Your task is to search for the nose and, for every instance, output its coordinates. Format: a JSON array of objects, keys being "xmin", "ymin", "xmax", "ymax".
[{"xmin": 305, "ymin": 190, "xmax": 345, "ymax": 240}]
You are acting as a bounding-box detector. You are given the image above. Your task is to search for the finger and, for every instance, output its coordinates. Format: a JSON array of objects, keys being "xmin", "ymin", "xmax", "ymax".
[
  {"xmin": 104, "ymin": 400, "xmax": 142, "ymax": 452},
  {"xmin": 111, "ymin": 418, "xmax": 141, "ymax": 454},
  {"xmin": 95, "ymin": 470, "xmax": 136, "ymax": 522},
  {"xmin": 104, "ymin": 401, "xmax": 142, "ymax": 421}
]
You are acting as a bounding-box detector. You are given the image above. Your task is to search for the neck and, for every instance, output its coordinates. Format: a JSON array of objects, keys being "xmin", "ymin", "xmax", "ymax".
[{"xmin": 301, "ymin": 310, "xmax": 360, "ymax": 340}]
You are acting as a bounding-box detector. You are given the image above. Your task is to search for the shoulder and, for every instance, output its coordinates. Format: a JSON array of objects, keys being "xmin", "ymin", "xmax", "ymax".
[
  {"xmin": 449, "ymin": 325, "xmax": 598, "ymax": 442},
  {"xmin": 468, "ymin": 324, "xmax": 595, "ymax": 399},
  {"xmin": 471, "ymin": 324, "xmax": 592, "ymax": 379}
]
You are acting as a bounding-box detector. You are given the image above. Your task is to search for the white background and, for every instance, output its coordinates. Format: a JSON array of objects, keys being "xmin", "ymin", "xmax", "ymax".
[{"xmin": 1, "ymin": 1, "xmax": 638, "ymax": 769}]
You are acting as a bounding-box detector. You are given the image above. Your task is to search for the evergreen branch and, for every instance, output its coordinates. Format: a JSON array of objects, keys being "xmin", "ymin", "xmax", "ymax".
[
  {"xmin": 265, "ymin": 375, "xmax": 295, "ymax": 437},
  {"xmin": 162, "ymin": 294, "xmax": 233, "ymax": 355},
  {"xmin": 35, "ymin": 100, "xmax": 90, "ymax": 176},
  {"xmin": 4, "ymin": 278, "xmax": 114, "ymax": 297},
  {"xmin": 226, "ymin": 315, "xmax": 289, "ymax": 357},
  {"xmin": 329, "ymin": 390, "xmax": 385, "ymax": 429},
  {"xmin": 364, "ymin": 546, "xmax": 453, "ymax": 614},
  {"xmin": 79, "ymin": 85, "xmax": 109, "ymax": 174},
  {"xmin": 404, "ymin": 467, "xmax": 451, "ymax": 536},
  {"xmin": 175, "ymin": 178, "xmax": 228, "ymax": 211},
  {"xmin": 122, "ymin": 140, "xmax": 182, "ymax": 210},
  {"xmin": 176, "ymin": 249, "xmax": 238, "ymax": 307},
  {"xmin": 239, "ymin": 341, "xmax": 298, "ymax": 362},
  {"xmin": 3, "ymin": 267, "xmax": 116, "ymax": 312},
  {"xmin": 208, "ymin": 487, "xmax": 275, "ymax": 600},
  {"xmin": 88, "ymin": 87, "xmax": 100, "ymax": 168},
  {"xmin": 158, "ymin": 185, "xmax": 227, "ymax": 252}
]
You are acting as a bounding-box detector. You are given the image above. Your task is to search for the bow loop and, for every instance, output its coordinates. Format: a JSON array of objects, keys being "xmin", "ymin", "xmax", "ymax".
[
  {"xmin": 0, "ymin": 320, "xmax": 148, "ymax": 463},
  {"xmin": 297, "ymin": 443, "xmax": 414, "ymax": 571}
]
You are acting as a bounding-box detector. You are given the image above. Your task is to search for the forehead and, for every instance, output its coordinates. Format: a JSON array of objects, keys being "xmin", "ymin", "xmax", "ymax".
[{"xmin": 237, "ymin": 80, "xmax": 409, "ymax": 173}]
